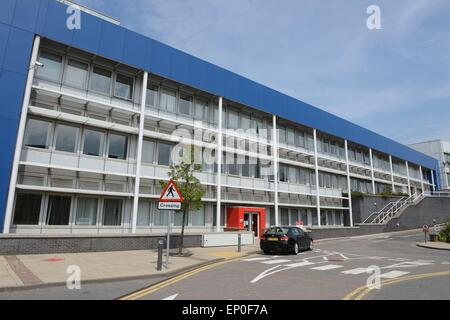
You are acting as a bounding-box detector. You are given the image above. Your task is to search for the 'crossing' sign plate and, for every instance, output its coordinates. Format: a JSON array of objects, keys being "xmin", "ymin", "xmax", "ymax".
[{"xmin": 158, "ymin": 202, "xmax": 181, "ymax": 210}]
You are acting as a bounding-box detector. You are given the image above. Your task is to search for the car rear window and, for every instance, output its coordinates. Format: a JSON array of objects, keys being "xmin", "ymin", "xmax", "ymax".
[{"xmin": 266, "ymin": 227, "xmax": 289, "ymax": 234}]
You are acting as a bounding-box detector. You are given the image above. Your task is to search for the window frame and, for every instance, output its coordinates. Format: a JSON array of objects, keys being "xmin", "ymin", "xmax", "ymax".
[
  {"xmin": 24, "ymin": 118, "xmax": 53, "ymax": 150},
  {"xmin": 36, "ymin": 50, "xmax": 64, "ymax": 83},
  {"xmin": 82, "ymin": 128, "xmax": 106, "ymax": 158},
  {"xmin": 107, "ymin": 132, "xmax": 129, "ymax": 161},
  {"xmin": 89, "ymin": 65, "xmax": 113, "ymax": 96},
  {"xmin": 45, "ymin": 194, "xmax": 73, "ymax": 226},
  {"xmin": 63, "ymin": 57, "xmax": 90, "ymax": 89},
  {"xmin": 113, "ymin": 72, "xmax": 135, "ymax": 101},
  {"xmin": 74, "ymin": 196, "xmax": 99, "ymax": 226},
  {"xmin": 101, "ymin": 198, "xmax": 123, "ymax": 227},
  {"xmin": 12, "ymin": 192, "xmax": 43, "ymax": 226},
  {"xmin": 53, "ymin": 123, "xmax": 80, "ymax": 154}
]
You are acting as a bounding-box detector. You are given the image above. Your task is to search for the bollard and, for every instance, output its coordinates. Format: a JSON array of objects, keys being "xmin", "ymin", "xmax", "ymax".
[
  {"xmin": 157, "ymin": 239, "xmax": 164, "ymax": 271},
  {"xmin": 238, "ymin": 233, "xmax": 242, "ymax": 253}
]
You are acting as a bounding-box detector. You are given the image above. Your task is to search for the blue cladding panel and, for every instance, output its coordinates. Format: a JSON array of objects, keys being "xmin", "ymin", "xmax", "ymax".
[
  {"xmin": 12, "ymin": 0, "xmax": 40, "ymax": 32},
  {"xmin": 3, "ymin": 27, "xmax": 33, "ymax": 75},
  {"xmin": 71, "ymin": 10, "xmax": 101, "ymax": 54},
  {"xmin": 0, "ymin": 0, "xmax": 16, "ymax": 26},
  {"xmin": 0, "ymin": 70, "xmax": 27, "ymax": 120},
  {"xmin": 98, "ymin": 21, "xmax": 124, "ymax": 63},
  {"xmin": 0, "ymin": 168, "xmax": 11, "ymax": 230},
  {"xmin": 122, "ymin": 30, "xmax": 149, "ymax": 70},
  {"xmin": 0, "ymin": 24, "xmax": 11, "ymax": 69},
  {"xmin": 43, "ymin": 0, "xmax": 73, "ymax": 44}
]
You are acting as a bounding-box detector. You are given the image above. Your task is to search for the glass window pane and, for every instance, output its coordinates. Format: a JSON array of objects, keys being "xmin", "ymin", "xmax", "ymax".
[
  {"xmin": 300, "ymin": 210, "xmax": 308, "ymax": 225},
  {"xmin": 290, "ymin": 209, "xmax": 298, "ymax": 225},
  {"xmin": 36, "ymin": 51, "xmax": 62, "ymax": 81},
  {"xmin": 160, "ymin": 88, "xmax": 176, "ymax": 112},
  {"xmin": 281, "ymin": 208, "xmax": 289, "ymax": 225},
  {"xmin": 320, "ymin": 212, "xmax": 327, "ymax": 226},
  {"xmin": 90, "ymin": 66, "xmax": 112, "ymax": 95},
  {"xmin": 154, "ymin": 208, "xmax": 169, "ymax": 226},
  {"xmin": 241, "ymin": 114, "xmax": 251, "ymax": 130},
  {"xmin": 179, "ymin": 94, "xmax": 193, "ymax": 116},
  {"xmin": 115, "ymin": 74, "xmax": 133, "ymax": 99},
  {"xmin": 13, "ymin": 193, "xmax": 42, "ymax": 225},
  {"xmin": 24, "ymin": 119, "xmax": 51, "ymax": 149},
  {"xmin": 146, "ymin": 84, "xmax": 158, "ymax": 109},
  {"xmin": 158, "ymin": 142, "xmax": 173, "ymax": 166},
  {"xmin": 108, "ymin": 133, "xmax": 128, "ymax": 160},
  {"xmin": 83, "ymin": 129, "xmax": 104, "ymax": 156},
  {"xmin": 75, "ymin": 197, "xmax": 98, "ymax": 226},
  {"xmin": 191, "ymin": 207, "xmax": 205, "ymax": 226},
  {"xmin": 137, "ymin": 200, "xmax": 151, "ymax": 226},
  {"xmin": 102, "ymin": 199, "xmax": 122, "ymax": 226},
  {"xmin": 194, "ymin": 100, "xmax": 207, "ymax": 121},
  {"xmin": 312, "ymin": 211, "xmax": 318, "ymax": 225},
  {"xmin": 228, "ymin": 110, "xmax": 238, "ymax": 129},
  {"xmin": 174, "ymin": 211, "xmax": 183, "ymax": 226},
  {"xmin": 64, "ymin": 59, "xmax": 88, "ymax": 88},
  {"xmin": 55, "ymin": 124, "xmax": 78, "ymax": 153},
  {"xmin": 142, "ymin": 140, "xmax": 155, "ymax": 164},
  {"xmin": 47, "ymin": 196, "xmax": 71, "ymax": 226}
]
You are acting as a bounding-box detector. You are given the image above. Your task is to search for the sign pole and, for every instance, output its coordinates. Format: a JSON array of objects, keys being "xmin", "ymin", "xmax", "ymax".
[{"xmin": 165, "ymin": 211, "xmax": 171, "ymax": 268}]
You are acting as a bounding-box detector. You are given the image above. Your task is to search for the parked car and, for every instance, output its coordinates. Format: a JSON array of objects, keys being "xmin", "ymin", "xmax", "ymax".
[{"xmin": 260, "ymin": 226, "xmax": 313, "ymax": 255}]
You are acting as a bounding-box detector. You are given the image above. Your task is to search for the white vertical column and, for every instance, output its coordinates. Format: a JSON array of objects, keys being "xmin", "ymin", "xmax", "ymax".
[
  {"xmin": 419, "ymin": 166, "xmax": 424, "ymax": 193},
  {"xmin": 406, "ymin": 161, "xmax": 411, "ymax": 196},
  {"xmin": 313, "ymin": 129, "xmax": 321, "ymax": 226},
  {"xmin": 344, "ymin": 140, "xmax": 353, "ymax": 227},
  {"xmin": 215, "ymin": 97, "xmax": 223, "ymax": 232},
  {"xmin": 131, "ymin": 71, "xmax": 148, "ymax": 234},
  {"xmin": 431, "ymin": 170, "xmax": 435, "ymax": 192},
  {"xmin": 369, "ymin": 148, "xmax": 376, "ymax": 194},
  {"xmin": 389, "ymin": 155, "xmax": 395, "ymax": 191},
  {"xmin": 272, "ymin": 115, "xmax": 279, "ymax": 226},
  {"xmin": 3, "ymin": 36, "xmax": 41, "ymax": 234}
]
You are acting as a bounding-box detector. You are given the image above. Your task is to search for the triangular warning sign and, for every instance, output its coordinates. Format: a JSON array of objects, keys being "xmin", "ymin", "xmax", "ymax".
[{"xmin": 159, "ymin": 179, "xmax": 184, "ymax": 202}]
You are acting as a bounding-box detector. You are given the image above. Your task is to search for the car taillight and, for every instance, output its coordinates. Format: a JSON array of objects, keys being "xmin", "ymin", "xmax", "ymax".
[
  {"xmin": 260, "ymin": 235, "xmax": 266, "ymax": 240},
  {"xmin": 280, "ymin": 235, "xmax": 289, "ymax": 241}
]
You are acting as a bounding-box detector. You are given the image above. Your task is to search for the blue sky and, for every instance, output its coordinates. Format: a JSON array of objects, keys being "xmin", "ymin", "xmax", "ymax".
[{"xmin": 76, "ymin": 0, "xmax": 450, "ymax": 145}]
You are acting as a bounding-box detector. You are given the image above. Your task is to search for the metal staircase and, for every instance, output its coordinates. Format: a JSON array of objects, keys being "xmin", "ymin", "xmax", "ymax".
[{"xmin": 362, "ymin": 192, "xmax": 424, "ymax": 225}]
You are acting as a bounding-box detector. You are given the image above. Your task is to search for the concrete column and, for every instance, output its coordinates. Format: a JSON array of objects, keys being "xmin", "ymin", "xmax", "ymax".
[
  {"xmin": 344, "ymin": 140, "xmax": 353, "ymax": 227},
  {"xmin": 419, "ymin": 166, "xmax": 424, "ymax": 193},
  {"xmin": 131, "ymin": 71, "xmax": 148, "ymax": 233},
  {"xmin": 389, "ymin": 155, "xmax": 395, "ymax": 191},
  {"xmin": 313, "ymin": 129, "xmax": 321, "ymax": 226},
  {"xmin": 406, "ymin": 161, "xmax": 411, "ymax": 196},
  {"xmin": 431, "ymin": 170, "xmax": 435, "ymax": 192},
  {"xmin": 369, "ymin": 148, "xmax": 376, "ymax": 194},
  {"xmin": 215, "ymin": 97, "xmax": 223, "ymax": 232},
  {"xmin": 3, "ymin": 36, "xmax": 41, "ymax": 234},
  {"xmin": 272, "ymin": 115, "xmax": 279, "ymax": 226}
]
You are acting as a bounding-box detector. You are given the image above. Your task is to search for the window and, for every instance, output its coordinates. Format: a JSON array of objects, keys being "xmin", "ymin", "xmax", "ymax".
[
  {"xmin": 47, "ymin": 195, "xmax": 71, "ymax": 226},
  {"xmin": 158, "ymin": 142, "xmax": 173, "ymax": 166},
  {"xmin": 75, "ymin": 197, "xmax": 98, "ymax": 226},
  {"xmin": 179, "ymin": 94, "xmax": 193, "ymax": 116},
  {"xmin": 137, "ymin": 200, "xmax": 151, "ymax": 226},
  {"xmin": 13, "ymin": 193, "xmax": 42, "ymax": 225},
  {"xmin": 287, "ymin": 128, "xmax": 295, "ymax": 145},
  {"xmin": 102, "ymin": 199, "xmax": 122, "ymax": 226},
  {"xmin": 90, "ymin": 66, "xmax": 112, "ymax": 95},
  {"xmin": 194, "ymin": 99, "xmax": 208, "ymax": 121},
  {"xmin": 278, "ymin": 126, "xmax": 286, "ymax": 144},
  {"xmin": 280, "ymin": 208, "xmax": 289, "ymax": 225},
  {"xmin": 108, "ymin": 133, "xmax": 128, "ymax": 160},
  {"xmin": 227, "ymin": 110, "xmax": 239, "ymax": 129},
  {"xmin": 241, "ymin": 114, "xmax": 251, "ymax": 130},
  {"xmin": 290, "ymin": 209, "xmax": 298, "ymax": 225},
  {"xmin": 300, "ymin": 210, "xmax": 308, "ymax": 225},
  {"xmin": 24, "ymin": 119, "xmax": 52, "ymax": 149},
  {"xmin": 174, "ymin": 211, "xmax": 183, "ymax": 226},
  {"xmin": 83, "ymin": 129, "xmax": 104, "ymax": 156},
  {"xmin": 154, "ymin": 208, "xmax": 169, "ymax": 226},
  {"xmin": 191, "ymin": 207, "xmax": 205, "ymax": 227},
  {"xmin": 55, "ymin": 124, "xmax": 78, "ymax": 153},
  {"xmin": 115, "ymin": 74, "xmax": 133, "ymax": 99},
  {"xmin": 312, "ymin": 211, "xmax": 318, "ymax": 226},
  {"xmin": 227, "ymin": 154, "xmax": 239, "ymax": 176},
  {"xmin": 242, "ymin": 157, "xmax": 251, "ymax": 177},
  {"xmin": 146, "ymin": 84, "xmax": 159, "ymax": 109},
  {"xmin": 320, "ymin": 212, "xmax": 327, "ymax": 226},
  {"xmin": 64, "ymin": 59, "xmax": 88, "ymax": 88},
  {"xmin": 335, "ymin": 211, "xmax": 342, "ymax": 225},
  {"xmin": 36, "ymin": 51, "xmax": 62, "ymax": 81},
  {"xmin": 327, "ymin": 211, "xmax": 334, "ymax": 225},
  {"xmin": 160, "ymin": 88, "xmax": 177, "ymax": 113},
  {"xmin": 142, "ymin": 140, "xmax": 155, "ymax": 164}
]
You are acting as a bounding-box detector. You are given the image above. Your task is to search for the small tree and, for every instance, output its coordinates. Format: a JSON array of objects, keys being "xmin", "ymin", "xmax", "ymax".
[{"xmin": 160, "ymin": 145, "xmax": 205, "ymax": 255}]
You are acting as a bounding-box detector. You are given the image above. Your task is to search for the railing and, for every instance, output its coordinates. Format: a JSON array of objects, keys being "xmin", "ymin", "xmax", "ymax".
[
  {"xmin": 363, "ymin": 192, "xmax": 422, "ymax": 224},
  {"xmin": 423, "ymin": 191, "xmax": 450, "ymax": 197}
]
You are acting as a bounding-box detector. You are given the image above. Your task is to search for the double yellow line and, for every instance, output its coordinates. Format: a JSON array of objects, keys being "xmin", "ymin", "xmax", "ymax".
[
  {"xmin": 118, "ymin": 259, "xmax": 235, "ymax": 300},
  {"xmin": 343, "ymin": 270, "xmax": 450, "ymax": 300}
]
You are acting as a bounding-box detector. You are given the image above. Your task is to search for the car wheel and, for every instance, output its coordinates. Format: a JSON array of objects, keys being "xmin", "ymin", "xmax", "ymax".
[
  {"xmin": 292, "ymin": 242, "xmax": 299, "ymax": 255},
  {"xmin": 308, "ymin": 240, "xmax": 314, "ymax": 251}
]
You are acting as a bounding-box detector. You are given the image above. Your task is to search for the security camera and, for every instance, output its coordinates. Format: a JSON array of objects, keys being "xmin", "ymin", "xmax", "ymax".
[{"xmin": 35, "ymin": 61, "xmax": 44, "ymax": 68}]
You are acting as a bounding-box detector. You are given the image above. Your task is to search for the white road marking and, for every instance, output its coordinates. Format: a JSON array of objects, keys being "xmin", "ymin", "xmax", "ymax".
[
  {"xmin": 260, "ymin": 259, "xmax": 291, "ymax": 265},
  {"xmin": 310, "ymin": 264, "xmax": 343, "ymax": 271},
  {"xmin": 283, "ymin": 261, "xmax": 314, "ymax": 268},
  {"xmin": 388, "ymin": 258, "xmax": 411, "ymax": 262},
  {"xmin": 380, "ymin": 271, "xmax": 410, "ymax": 279},
  {"xmin": 442, "ymin": 262, "xmax": 450, "ymax": 265},
  {"xmin": 242, "ymin": 257, "xmax": 271, "ymax": 262},
  {"xmin": 162, "ymin": 294, "xmax": 179, "ymax": 300},
  {"xmin": 341, "ymin": 267, "xmax": 373, "ymax": 275},
  {"xmin": 382, "ymin": 260, "xmax": 434, "ymax": 269}
]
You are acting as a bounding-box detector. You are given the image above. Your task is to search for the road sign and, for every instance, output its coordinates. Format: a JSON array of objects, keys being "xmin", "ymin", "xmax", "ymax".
[
  {"xmin": 422, "ymin": 225, "xmax": 429, "ymax": 232},
  {"xmin": 159, "ymin": 179, "xmax": 184, "ymax": 203},
  {"xmin": 158, "ymin": 202, "xmax": 181, "ymax": 210}
]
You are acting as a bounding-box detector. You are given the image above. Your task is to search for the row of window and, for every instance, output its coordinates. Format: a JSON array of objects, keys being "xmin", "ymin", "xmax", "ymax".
[
  {"xmin": 317, "ymin": 137, "xmax": 345, "ymax": 159},
  {"xmin": 278, "ymin": 125, "xmax": 314, "ymax": 150},
  {"xmin": 13, "ymin": 193, "xmax": 206, "ymax": 227},
  {"xmin": 37, "ymin": 51, "xmax": 135, "ymax": 100},
  {"xmin": 268, "ymin": 208, "xmax": 344, "ymax": 226},
  {"xmin": 278, "ymin": 164, "xmax": 316, "ymax": 185},
  {"xmin": 373, "ymin": 153, "xmax": 390, "ymax": 172},
  {"xmin": 348, "ymin": 145, "xmax": 371, "ymax": 166},
  {"xmin": 351, "ymin": 178, "xmax": 373, "ymax": 194}
]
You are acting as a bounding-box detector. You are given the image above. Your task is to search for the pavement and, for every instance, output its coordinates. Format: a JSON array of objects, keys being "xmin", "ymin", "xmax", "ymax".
[
  {"xmin": 416, "ymin": 241, "xmax": 450, "ymax": 250},
  {"xmin": 0, "ymin": 243, "xmax": 259, "ymax": 292}
]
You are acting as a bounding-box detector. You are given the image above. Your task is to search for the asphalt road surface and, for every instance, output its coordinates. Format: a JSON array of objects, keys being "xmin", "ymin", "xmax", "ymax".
[{"xmin": 1, "ymin": 230, "xmax": 449, "ymax": 300}]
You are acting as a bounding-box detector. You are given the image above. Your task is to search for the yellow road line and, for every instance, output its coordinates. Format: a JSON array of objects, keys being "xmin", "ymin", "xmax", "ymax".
[
  {"xmin": 343, "ymin": 270, "xmax": 450, "ymax": 300},
  {"xmin": 118, "ymin": 258, "xmax": 237, "ymax": 300}
]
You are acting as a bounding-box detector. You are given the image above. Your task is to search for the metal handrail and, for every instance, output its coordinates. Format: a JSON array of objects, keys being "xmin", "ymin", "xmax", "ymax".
[
  {"xmin": 362, "ymin": 196, "xmax": 407, "ymax": 224},
  {"xmin": 365, "ymin": 192, "xmax": 422, "ymax": 224}
]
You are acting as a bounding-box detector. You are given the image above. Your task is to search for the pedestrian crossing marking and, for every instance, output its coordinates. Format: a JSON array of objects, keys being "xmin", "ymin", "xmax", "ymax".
[
  {"xmin": 310, "ymin": 264, "xmax": 343, "ymax": 271},
  {"xmin": 242, "ymin": 257, "xmax": 271, "ymax": 262},
  {"xmin": 380, "ymin": 271, "xmax": 410, "ymax": 279},
  {"xmin": 341, "ymin": 267, "xmax": 371, "ymax": 275},
  {"xmin": 260, "ymin": 259, "xmax": 291, "ymax": 265},
  {"xmin": 283, "ymin": 261, "xmax": 314, "ymax": 268}
]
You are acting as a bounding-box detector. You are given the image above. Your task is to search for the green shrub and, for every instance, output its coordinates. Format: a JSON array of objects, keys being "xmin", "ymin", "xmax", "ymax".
[
  {"xmin": 351, "ymin": 191, "xmax": 364, "ymax": 199},
  {"xmin": 438, "ymin": 220, "xmax": 450, "ymax": 243}
]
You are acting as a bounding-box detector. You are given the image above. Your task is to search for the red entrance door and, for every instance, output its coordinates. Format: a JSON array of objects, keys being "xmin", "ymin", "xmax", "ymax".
[{"xmin": 226, "ymin": 207, "xmax": 266, "ymax": 237}]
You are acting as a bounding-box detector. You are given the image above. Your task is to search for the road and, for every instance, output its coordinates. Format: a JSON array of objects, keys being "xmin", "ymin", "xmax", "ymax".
[{"xmin": 0, "ymin": 230, "xmax": 449, "ymax": 300}]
